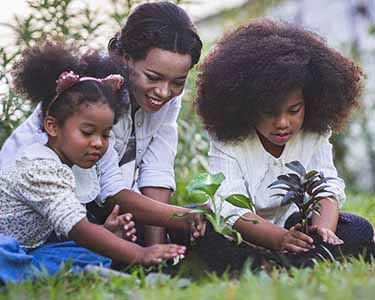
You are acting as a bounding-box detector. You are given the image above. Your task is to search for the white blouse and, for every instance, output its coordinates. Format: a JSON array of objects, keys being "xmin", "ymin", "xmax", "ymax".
[
  {"xmin": 209, "ymin": 130, "xmax": 346, "ymax": 227},
  {"xmin": 0, "ymin": 143, "xmax": 86, "ymax": 248}
]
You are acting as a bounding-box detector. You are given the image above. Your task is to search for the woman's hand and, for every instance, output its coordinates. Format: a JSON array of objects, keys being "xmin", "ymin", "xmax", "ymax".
[
  {"xmin": 104, "ymin": 204, "xmax": 137, "ymax": 242},
  {"xmin": 280, "ymin": 223, "xmax": 314, "ymax": 253},
  {"xmin": 309, "ymin": 225, "xmax": 343, "ymax": 245},
  {"xmin": 185, "ymin": 211, "xmax": 207, "ymax": 241},
  {"xmin": 138, "ymin": 244, "xmax": 186, "ymax": 266}
]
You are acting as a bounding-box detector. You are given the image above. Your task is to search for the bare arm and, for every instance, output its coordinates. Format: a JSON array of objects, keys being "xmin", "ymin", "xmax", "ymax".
[
  {"xmin": 69, "ymin": 217, "xmax": 146, "ymax": 264},
  {"xmin": 309, "ymin": 197, "xmax": 343, "ymax": 245},
  {"xmin": 311, "ymin": 197, "xmax": 339, "ymax": 231},
  {"xmin": 69, "ymin": 217, "xmax": 185, "ymax": 265},
  {"xmin": 233, "ymin": 212, "xmax": 314, "ymax": 252},
  {"xmin": 140, "ymin": 187, "xmax": 172, "ymax": 245},
  {"xmin": 106, "ymin": 189, "xmax": 189, "ymax": 231}
]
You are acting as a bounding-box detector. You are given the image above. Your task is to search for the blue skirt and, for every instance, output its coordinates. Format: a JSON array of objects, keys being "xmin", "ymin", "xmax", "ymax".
[{"xmin": 0, "ymin": 235, "xmax": 111, "ymax": 284}]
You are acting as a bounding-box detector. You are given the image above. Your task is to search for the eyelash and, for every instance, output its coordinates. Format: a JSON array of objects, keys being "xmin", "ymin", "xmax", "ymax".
[
  {"xmin": 81, "ymin": 131, "xmax": 110, "ymax": 139},
  {"xmin": 289, "ymin": 106, "xmax": 302, "ymax": 113},
  {"xmin": 146, "ymin": 74, "xmax": 159, "ymax": 81},
  {"xmin": 145, "ymin": 74, "xmax": 185, "ymax": 87},
  {"xmin": 81, "ymin": 130, "xmax": 93, "ymax": 136}
]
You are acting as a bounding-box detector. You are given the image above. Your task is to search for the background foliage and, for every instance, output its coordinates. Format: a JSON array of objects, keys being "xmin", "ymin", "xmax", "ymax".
[{"xmin": 1, "ymin": 0, "xmax": 375, "ymax": 298}]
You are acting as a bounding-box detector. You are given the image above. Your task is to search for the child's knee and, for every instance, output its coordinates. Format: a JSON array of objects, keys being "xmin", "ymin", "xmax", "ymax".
[{"xmin": 339, "ymin": 212, "xmax": 374, "ymax": 243}]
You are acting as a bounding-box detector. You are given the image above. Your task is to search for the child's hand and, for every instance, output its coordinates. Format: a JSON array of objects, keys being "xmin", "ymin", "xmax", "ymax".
[
  {"xmin": 309, "ymin": 225, "xmax": 344, "ymax": 245},
  {"xmin": 104, "ymin": 204, "xmax": 137, "ymax": 242},
  {"xmin": 281, "ymin": 223, "xmax": 314, "ymax": 253},
  {"xmin": 139, "ymin": 244, "xmax": 186, "ymax": 266},
  {"xmin": 185, "ymin": 211, "xmax": 207, "ymax": 241}
]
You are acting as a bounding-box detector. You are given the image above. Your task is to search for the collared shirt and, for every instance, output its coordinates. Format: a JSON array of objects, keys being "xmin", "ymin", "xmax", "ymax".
[
  {"xmin": 0, "ymin": 143, "xmax": 86, "ymax": 249},
  {"xmin": 0, "ymin": 95, "xmax": 181, "ymax": 203},
  {"xmin": 209, "ymin": 130, "xmax": 346, "ymax": 227}
]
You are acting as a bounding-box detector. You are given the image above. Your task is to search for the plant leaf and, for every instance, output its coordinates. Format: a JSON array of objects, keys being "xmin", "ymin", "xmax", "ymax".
[
  {"xmin": 268, "ymin": 179, "xmax": 302, "ymax": 190},
  {"xmin": 186, "ymin": 172, "xmax": 225, "ymax": 198},
  {"xmin": 188, "ymin": 189, "xmax": 209, "ymax": 204},
  {"xmin": 239, "ymin": 215, "xmax": 259, "ymax": 224},
  {"xmin": 224, "ymin": 194, "xmax": 253, "ymax": 209},
  {"xmin": 281, "ymin": 191, "xmax": 298, "ymax": 206},
  {"xmin": 311, "ymin": 185, "xmax": 331, "ymax": 196},
  {"xmin": 305, "ymin": 170, "xmax": 318, "ymax": 179},
  {"xmin": 285, "ymin": 161, "xmax": 306, "ymax": 176}
]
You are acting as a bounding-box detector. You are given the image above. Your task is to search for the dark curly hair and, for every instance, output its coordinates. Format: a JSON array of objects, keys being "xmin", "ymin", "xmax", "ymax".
[
  {"xmin": 12, "ymin": 40, "xmax": 129, "ymax": 127},
  {"xmin": 195, "ymin": 19, "xmax": 363, "ymax": 142},
  {"xmin": 108, "ymin": 1, "xmax": 202, "ymax": 67}
]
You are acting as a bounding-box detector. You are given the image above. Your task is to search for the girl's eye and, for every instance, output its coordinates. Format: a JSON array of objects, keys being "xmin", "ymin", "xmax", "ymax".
[
  {"xmin": 289, "ymin": 106, "xmax": 303, "ymax": 114},
  {"xmin": 81, "ymin": 130, "xmax": 93, "ymax": 136}
]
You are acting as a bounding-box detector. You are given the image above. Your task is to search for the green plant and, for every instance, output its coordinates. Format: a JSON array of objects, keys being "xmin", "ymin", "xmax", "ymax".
[
  {"xmin": 268, "ymin": 161, "xmax": 336, "ymax": 234},
  {"xmin": 175, "ymin": 172, "xmax": 257, "ymax": 244}
]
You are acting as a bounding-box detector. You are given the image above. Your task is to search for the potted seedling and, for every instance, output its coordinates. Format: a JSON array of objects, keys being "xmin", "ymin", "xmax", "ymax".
[
  {"xmin": 268, "ymin": 161, "xmax": 336, "ymax": 234},
  {"xmin": 175, "ymin": 172, "xmax": 257, "ymax": 244}
]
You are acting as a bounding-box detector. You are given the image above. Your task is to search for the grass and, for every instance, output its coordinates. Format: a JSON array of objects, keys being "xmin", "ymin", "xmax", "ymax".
[{"xmin": 1, "ymin": 190, "xmax": 374, "ymax": 300}]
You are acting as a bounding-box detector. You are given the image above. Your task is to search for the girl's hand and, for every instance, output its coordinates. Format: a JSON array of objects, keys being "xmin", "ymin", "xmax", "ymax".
[
  {"xmin": 139, "ymin": 244, "xmax": 186, "ymax": 266},
  {"xmin": 104, "ymin": 205, "xmax": 137, "ymax": 242},
  {"xmin": 185, "ymin": 212, "xmax": 207, "ymax": 241},
  {"xmin": 280, "ymin": 223, "xmax": 314, "ymax": 253},
  {"xmin": 309, "ymin": 225, "xmax": 344, "ymax": 245}
]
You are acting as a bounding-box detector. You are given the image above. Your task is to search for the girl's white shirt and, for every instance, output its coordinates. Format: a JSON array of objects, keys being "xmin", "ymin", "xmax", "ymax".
[
  {"xmin": 209, "ymin": 130, "xmax": 346, "ymax": 227},
  {"xmin": 0, "ymin": 96, "xmax": 181, "ymax": 204}
]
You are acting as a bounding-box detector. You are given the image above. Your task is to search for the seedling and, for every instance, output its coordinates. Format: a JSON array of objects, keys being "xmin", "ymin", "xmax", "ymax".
[
  {"xmin": 268, "ymin": 161, "xmax": 336, "ymax": 234},
  {"xmin": 175, "ymin": 172, "xmax": 257, "ymax": 244}
]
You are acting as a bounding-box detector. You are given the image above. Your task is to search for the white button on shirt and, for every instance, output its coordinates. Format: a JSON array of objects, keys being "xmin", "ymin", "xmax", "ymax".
[{"xmin": 209, "ymin": 130, "xmax": 346, "ymax": 228}]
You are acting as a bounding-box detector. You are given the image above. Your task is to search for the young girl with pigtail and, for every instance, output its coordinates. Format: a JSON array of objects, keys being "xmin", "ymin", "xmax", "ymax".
[{"xmin": 0, "ymin": 41, "xmax": 187, "ymax": 284}]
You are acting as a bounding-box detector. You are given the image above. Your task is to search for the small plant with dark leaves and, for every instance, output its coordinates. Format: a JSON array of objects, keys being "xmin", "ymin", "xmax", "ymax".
[
  {"xmin": 268, "ymin": 161, "xmax": 336, "ymax": 234},
  {"xmin": 175, "ymin": 172, "xmax": 257, "ymax": 244}
]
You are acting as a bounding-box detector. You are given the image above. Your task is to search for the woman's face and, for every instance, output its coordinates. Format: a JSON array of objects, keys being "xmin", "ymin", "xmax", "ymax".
[{"xmin": 124, "ymin": 48, "xmax": 192, "ymax": 112}]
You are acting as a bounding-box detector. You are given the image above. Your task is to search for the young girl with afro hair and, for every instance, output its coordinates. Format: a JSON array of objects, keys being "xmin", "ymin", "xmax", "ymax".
[{"xmin": 195, "ymin": 19, "xmax": 374, "ymax": 262}]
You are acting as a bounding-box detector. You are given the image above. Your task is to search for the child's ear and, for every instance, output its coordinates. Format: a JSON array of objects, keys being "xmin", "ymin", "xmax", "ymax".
[{"xmin": 44, "ymin": 116, "xmax": 59, "ymax": 137}]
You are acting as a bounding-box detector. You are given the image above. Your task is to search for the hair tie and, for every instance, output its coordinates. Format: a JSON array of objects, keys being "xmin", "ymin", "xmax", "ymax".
[{"xmin": 46, "ymin": 71, "xmax": 125, "ymax": 117}]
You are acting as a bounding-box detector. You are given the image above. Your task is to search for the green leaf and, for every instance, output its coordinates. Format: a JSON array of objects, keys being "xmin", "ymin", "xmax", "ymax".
[
  {"xmin": 188, "ymin": 190, "xmax": 209, "ymax": 204},
  {"xmin": 305, "ymin": 170, "xmax": 318, "ymax": 179},
  {"xmin": 285, "ymin": 161, "xmax": 306, "ymax": 176},
  {"xmin": 186, "ymin": 172, "xmax": 225, "ymax": 198},
  {"xmin": 234, "ymin": 231, "xmax": 243, "ymax": 245},
  {"xmin": 239, "ymin": 215, "xmax": 259, "ymax": 224},
  {"xmin": 224, "ymin": 194, "xmax": 253, "ymax": 209}
]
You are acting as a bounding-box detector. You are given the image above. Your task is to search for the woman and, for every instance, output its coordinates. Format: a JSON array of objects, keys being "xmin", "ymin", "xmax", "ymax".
[{"xmin": 0, "ymin": 2, "xmax": 203, "ymax": 246}]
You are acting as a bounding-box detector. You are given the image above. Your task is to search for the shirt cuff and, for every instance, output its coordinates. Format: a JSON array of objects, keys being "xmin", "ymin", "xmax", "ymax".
[{"xmin": 137, "ymin": 165, "xmax": 176, "ymax": 191}]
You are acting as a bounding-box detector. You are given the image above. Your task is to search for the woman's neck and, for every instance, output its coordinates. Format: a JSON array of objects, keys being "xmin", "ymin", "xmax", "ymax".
[{"xmin": 130, "ymin": 96, "xmax": 140, "ymax": 119}]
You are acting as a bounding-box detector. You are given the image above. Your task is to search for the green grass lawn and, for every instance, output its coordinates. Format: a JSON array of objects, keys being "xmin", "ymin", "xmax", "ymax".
[{"xmin": 1, "ymin": 191, "xmax": 374, "ymax": 300}]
